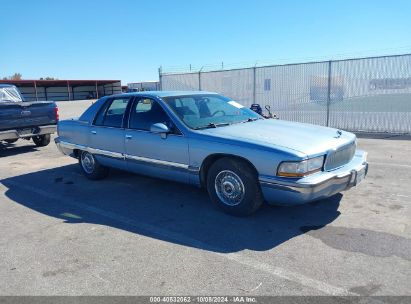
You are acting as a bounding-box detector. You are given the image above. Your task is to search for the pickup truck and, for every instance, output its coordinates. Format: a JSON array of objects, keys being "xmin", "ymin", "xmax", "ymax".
[{"xmin": 0, "ymin": 84, "xmax": 58, "ymax": 147}]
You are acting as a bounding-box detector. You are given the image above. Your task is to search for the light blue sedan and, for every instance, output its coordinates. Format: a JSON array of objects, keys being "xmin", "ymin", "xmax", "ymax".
[{"xmin": 55, "ymin": 91, "xmax": 368, "ymax": 216}]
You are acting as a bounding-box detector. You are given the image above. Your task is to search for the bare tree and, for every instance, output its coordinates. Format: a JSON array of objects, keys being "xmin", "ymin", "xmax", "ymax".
[{"xmin": 2, "ymin": 73, "xmax": 22, "ymax": 80}]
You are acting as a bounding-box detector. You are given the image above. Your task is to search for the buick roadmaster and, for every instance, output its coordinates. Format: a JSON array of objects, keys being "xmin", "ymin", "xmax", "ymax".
[{"xmin": 55, "ymin": 91, "xmax": 368, "ymax": 216}]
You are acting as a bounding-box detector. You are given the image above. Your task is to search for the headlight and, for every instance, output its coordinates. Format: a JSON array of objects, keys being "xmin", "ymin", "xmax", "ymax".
[{"xmin": 277, "ymin": 156, "xmax": 324, "ymax": 177}]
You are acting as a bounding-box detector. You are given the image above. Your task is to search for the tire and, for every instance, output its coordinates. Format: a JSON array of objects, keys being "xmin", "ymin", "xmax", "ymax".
[
  {"xmin": 32, "ymin": 134, "xmax": 51, "ymax": 147},
  {"xmin": 206, "ymin": 157, "xmax": 264, "ymax": 216},
  {"xmin": 4, "ymin": 139, "xmax": 18, "ymax": 144},
  {"xmin": 79, "ymin": 150, "xmax": 109, "ymax": 180}
]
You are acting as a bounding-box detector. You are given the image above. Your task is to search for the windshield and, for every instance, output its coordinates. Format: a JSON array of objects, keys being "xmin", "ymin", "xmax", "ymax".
[
  {"xmin": 162, "ymin": 94, "xmax": 261, "ymax": 129},
  {"xmin": 0, "ymin": 86, "xmax": 24, "ymax": 102}
]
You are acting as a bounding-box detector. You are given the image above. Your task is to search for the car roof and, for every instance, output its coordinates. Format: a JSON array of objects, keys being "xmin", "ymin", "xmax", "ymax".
[{"xmin": 111, "ymin": 90, "xmax": 218, "ymax": 99}]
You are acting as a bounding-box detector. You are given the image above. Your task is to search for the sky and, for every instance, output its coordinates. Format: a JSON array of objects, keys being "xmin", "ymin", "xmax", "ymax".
[{"xmin": 1, "ymin": 0, "xmax": 411, "ymax": 84}]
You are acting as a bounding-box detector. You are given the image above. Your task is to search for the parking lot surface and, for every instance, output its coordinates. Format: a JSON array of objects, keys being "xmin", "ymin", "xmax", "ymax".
[{"xmin": 0, "ymin": 100, "xmax": 410, "ymax": 296}]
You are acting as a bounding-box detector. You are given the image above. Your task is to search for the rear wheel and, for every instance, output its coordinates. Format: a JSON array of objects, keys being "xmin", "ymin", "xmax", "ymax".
[
  {"xmin": 206, "ymin": 157, "xmax": 264, "ymax": 216},
  {"xmin": 79, "ymin": 150, "xmax": 108, "ymax": 180},
  {"xmin": 32, "ymin": 134, "xmax": 51, "ymax": 147}
]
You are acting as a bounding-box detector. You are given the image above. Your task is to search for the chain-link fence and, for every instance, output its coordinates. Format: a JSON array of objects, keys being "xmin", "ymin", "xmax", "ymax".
[{"xmin": 160, "ymin": 54, "xmax": 411, "ymax": 133}]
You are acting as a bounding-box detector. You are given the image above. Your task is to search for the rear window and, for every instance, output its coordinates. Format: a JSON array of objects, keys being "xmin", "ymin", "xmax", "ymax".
[{"xmin": 0, "ymin": 86, "xmax": 23, "ymax": 102}]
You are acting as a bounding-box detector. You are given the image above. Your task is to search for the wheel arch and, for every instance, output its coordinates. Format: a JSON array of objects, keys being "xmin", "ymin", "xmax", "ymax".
[
  {"xmin": 73, "ymin": 149, "xmax": 80, "ymax": 158},
  {"xmin": 199, "ymin": 153, "xmax": 259, "ymax": 188}
]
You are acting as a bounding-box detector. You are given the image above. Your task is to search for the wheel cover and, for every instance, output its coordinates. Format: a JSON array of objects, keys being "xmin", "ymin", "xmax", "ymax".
[
  {"xmin": 81, "ymin": 152, "xmax": 95, "ymax": 174},
  {"xmin": 214, "ymin": 170, "xmax": 245, "ymax": 206}
]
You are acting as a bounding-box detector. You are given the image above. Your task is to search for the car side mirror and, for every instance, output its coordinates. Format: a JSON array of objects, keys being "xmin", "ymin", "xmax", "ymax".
[{"xmin": 150, "ymin": 123, "xmax": 170, "ymax": 139}]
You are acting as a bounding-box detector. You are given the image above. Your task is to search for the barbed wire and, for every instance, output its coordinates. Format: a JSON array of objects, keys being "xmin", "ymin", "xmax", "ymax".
[{"xmin": 160, "ymin": 46, "xmax": 411, "ymax": 74}]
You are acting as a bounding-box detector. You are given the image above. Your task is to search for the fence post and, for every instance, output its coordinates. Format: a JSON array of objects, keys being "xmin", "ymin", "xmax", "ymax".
[
  {"xmin": 158, "ymin": 67, "xmax": 162, "ymax": 91},
  {"xmin": 326, "ymin": 60, "xmax": 332, "ymax": 127},
  {"xmin": 253, "ymin": 66, "xmax": 256, "ymax": 102},
  {"xmin": 198, "ymin": 71, "xmax": 201, "ymax": 90}
]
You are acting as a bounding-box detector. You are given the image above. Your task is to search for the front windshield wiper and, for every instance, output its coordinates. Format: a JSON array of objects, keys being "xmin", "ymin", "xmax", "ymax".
[
  {"xmin": 194, "ymin": 122, "xmax": 231, "ymax": 130},
  {"xmin": 246, "ymin": 117, "xmax": 260, "ymax": 122},
  {"xmin": 233, "ymin": 117, "xmax": 261, "ymax": 124}
]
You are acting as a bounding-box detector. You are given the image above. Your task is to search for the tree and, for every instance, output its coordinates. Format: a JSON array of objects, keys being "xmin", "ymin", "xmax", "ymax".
[
  {"xmin": 2, "ymin": 73, "xmax": 22, "ymax": 80},
  {"xmin": 10, "ymin": 73, "xmax": 22, "ymax": 80}
]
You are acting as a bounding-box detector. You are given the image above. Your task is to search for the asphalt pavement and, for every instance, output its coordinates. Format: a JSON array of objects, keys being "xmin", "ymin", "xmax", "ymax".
[{"xmin": 0, "ymin": 100, "xmax": 410, "ymax": 295}]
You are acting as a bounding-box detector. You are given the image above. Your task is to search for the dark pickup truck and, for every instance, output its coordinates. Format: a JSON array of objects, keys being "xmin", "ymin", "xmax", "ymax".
[{"xmin": 0, "ymin": 84, "xmax": 58, "ymax": 147}]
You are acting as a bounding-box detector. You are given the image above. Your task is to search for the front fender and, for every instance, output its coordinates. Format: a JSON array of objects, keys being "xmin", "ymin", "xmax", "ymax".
[{"xmin": 188, "ymin": 137, "xmax": 302, "ymax": 186}]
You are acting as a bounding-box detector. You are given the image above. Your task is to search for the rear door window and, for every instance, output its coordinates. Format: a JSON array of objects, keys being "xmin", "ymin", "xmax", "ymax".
[{"xmin": 94, "ymin": 97, "xmax": 131, "ymax": 128}]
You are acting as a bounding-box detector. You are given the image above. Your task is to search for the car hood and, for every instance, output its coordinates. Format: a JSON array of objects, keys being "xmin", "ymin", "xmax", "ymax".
[{"xmin": 197, "ymin": 119, "xmax": 356, "ymax": 156}]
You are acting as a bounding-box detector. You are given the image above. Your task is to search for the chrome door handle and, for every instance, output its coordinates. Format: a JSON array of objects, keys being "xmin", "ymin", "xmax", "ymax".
[
  {"xmin": 125, "ymin": 135, "xmax": 132, "ymax": 140},
  {"xmin": 91, "ymin": 131, "xmax": 97, "ymax": 135}
]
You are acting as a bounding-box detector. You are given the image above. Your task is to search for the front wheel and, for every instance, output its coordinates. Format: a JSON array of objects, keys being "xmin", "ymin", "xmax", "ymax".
[
  {"xmin": 32, "ymin": 134, "xmax": 51, "ymax": 147},
  {"xmin": 79, "ymin": 151, "xmax": 109, "ymax": 180},
  {"xmin": 206, "ymin": 158, "xmax": 264, "ymax": 216}
]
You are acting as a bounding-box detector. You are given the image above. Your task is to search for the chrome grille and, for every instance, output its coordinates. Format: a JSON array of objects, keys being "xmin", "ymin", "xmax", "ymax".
[{"xmin": 325, "ymin": 141, "xmax": 356, "ymax": 170}]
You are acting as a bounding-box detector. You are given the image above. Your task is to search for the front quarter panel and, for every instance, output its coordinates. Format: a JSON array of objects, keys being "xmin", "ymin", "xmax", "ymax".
[{"xmin": 188, "ymin": 135, "xmax": 302, "ymax": 185}]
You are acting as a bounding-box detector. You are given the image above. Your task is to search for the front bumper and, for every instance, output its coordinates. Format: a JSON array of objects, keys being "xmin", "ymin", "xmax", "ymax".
[
  {"xmin": 0, "ymin": 125, "xmax": 56, "ymax": 141},
  {"xmin": 259, "ymin": 150, "xmax": 368, "ymax": 206}
]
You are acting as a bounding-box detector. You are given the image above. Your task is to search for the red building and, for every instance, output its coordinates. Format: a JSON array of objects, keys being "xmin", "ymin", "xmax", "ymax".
[{"xmin": 0, "ymin": 79, "xmax": 121, "ymax": 101}]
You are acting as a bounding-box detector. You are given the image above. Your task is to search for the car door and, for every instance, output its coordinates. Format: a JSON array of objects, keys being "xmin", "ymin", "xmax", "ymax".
[
  {"xmin": 124, "ymin": 97, "xmax": 190, "ymax": 183},
  {"xmin": 88, "ymin": 96, "xmax": 132, "ymax": 170}
]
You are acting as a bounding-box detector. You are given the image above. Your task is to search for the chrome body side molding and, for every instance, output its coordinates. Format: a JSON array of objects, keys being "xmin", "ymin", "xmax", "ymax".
[
  {"xmin": 55, "ymin": 139, "xmax": 123, "ymax": 159},
  {"xmin": 55, "ymin": 139, "xmax": 199, "ymax": 173},
  {"xmin": 126, "ymin": 154, "xmax": 189, "ymax": 171}
]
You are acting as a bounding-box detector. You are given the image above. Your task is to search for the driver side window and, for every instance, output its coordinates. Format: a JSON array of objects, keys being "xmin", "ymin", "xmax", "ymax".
[{"xmin": 129, "ymin": 98, "xmax": 178, "ymax": 133}]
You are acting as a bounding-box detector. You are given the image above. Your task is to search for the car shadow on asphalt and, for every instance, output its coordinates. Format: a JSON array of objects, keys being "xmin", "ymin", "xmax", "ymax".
[
  {"xmin": 1, "ymin": 164, "xmax": 342, "ymax": 253},
  {"xmin": 0, "ymin": 142, "xmax": 39, "ymax": 157}
]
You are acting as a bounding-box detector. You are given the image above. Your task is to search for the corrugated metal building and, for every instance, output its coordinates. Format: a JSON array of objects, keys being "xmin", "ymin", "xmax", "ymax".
[
  {"xmin": 0, "ymin": 79, "xmax": 122, "ymax": 101},
  {"xmin": 127, "ymin": 81, "xmax": 159, "ymax": 91}
]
